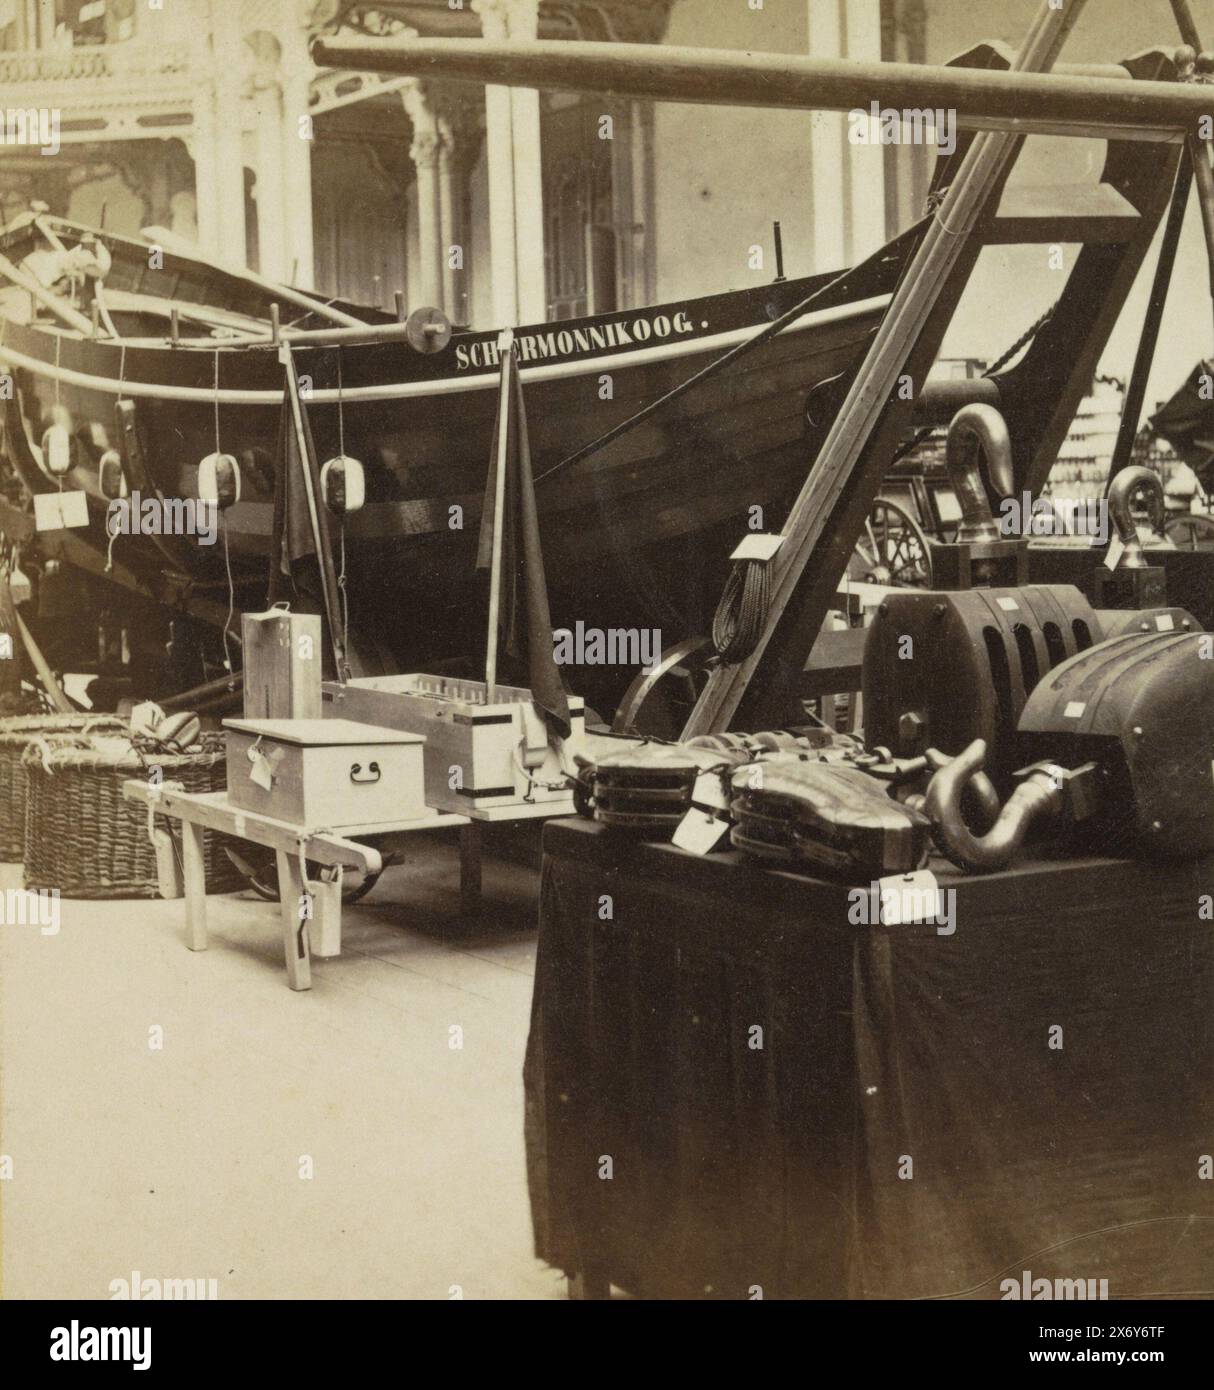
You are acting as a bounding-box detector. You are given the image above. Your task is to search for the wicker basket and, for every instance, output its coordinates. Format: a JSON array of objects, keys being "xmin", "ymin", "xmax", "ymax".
[
  {"xmin": 22, "ymin": 732, "xmax": 247, "ymax": 899},
  {"xmin": 0, "ymin": 714, "xmax": 127, "ymax": 861}
]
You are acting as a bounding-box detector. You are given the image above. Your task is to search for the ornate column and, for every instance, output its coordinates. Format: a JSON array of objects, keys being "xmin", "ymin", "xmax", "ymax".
[
  {"xmin": 279, "ymin": 2, "xmax": 316, "ymax": 288},
  {"xmin": 807, "ymin": 0, "xmax": 885, "ymax": 271},
  {"xmin": 403, "ymin": 83, "xmax": 444, "ymax": 311},
  {"xmin": 437, "ymin": 115, "xmax": 460, "ymax": 319},
  {"xmin": 251, "ymin": 36, "xmax": 288, "ymax": 282},
  {"xmin": 209, "ymin": 0, "xmax": 247, "ymax": 268},
  {"xmin": 472, "ymin": 0, "xmax": 546, "ymax": 326}
]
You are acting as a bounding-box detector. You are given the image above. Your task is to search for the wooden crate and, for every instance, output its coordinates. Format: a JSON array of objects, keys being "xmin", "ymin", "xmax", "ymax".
[
  {"xmin": 322, "ymin": 675, "xmax": 583, "ymax": 814},
  {"xmin": 223, "ymin": 717, "xmax": 428, "ymax": 828},
  {"xmin": 241, "ymin": 608, "xmax": 323, "ymax": 719}
]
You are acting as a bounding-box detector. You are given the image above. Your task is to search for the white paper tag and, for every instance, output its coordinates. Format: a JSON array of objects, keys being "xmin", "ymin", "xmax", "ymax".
[
  {"xmin": 672, "ymin": 808, "xmax": 732, "ymax": 855},
  {"xmin": 1155, "ymin": 613, "xmax": 1175, "ymax": 631},
  {"xmin": 33, "ymin": 490, "xmax": 89, "ymax": 531},
  {"xmin": 689, "ymin": 769, "xmax": 730, "ymax": 814},
  {"xmin": 1104, "ymin": 536, "xmax": 1125, "ymax": 571},
  {"xmin": 1064, "ymin": 701, "xmax": 1086, "ymax": 719},
  {"xmin": 995, "ymin": 596, "xmax": 1019, "ymax": 612},
  {"xmin": 876, "ymin": 868, "xmax": 942, "ymax": 925},
  {"xmin": 249, "ymin": 752, "xmax": 274, "ymax": 791}
]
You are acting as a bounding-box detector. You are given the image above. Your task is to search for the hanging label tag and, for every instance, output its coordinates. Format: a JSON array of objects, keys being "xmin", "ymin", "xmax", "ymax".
[
  {"xmin": 1155, "ymin": 612, "xmax": 1175, "ymax": 631},
  {"xmin": 249, "ymin": 751, "xmax": 274, "ymax": 791},
  {"xmin": 672, "ymin": 807, "xmax": 732, "ymax": 855},
  {"xmin": 876, "ymin": 868, "xmax": 943, "ymax": 925},
  {"xmin": 1103, "ymin": 536, "xmax": 1125, "ymax": 571},
  {"xmin": 33, "ymin": 491, "xmax": 89, "ymax": 531}
]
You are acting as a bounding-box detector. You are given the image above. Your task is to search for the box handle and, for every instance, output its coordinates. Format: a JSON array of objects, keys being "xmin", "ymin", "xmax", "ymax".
[{"xmin": 350, "ymin": 761, "xmax": 381, "ymax": 784}]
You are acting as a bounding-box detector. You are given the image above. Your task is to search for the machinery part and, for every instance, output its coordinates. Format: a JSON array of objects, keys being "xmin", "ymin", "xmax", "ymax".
[
  {"xmin": 611, "ymin": 635, "xmax": 712, "ymax": 737},
  {"xmin": 730, "ymin": 759, "xmax": 931, "ymax": 878},
  {"xmin": 1164, "ymin": 512, "xmax": 1214, "ymax": 549},
  {"xmin": 225, "ymin": 844, "xmax": 384, "ymax": 905},
  {"xmin": 1105, "ymin": 465, "xmax": 1166, "ymax": 568},
  {"xmin": 944, "ymin": 403, "xmax": 1014, "ymax": 543},
  {"xmin": 923, "ymin": 738, "xmax": 1072, "ymax": 872},
  {"xmin": 847, "ymin": 497, "xmax": 934, "ymax": 587},
  {"xmin": 404, "ymin": 305, "xmax": 453, "ymax": 355},
  {"xmin": 1017, "ymin": 628, "xmax": 1214, "ymax": 858},
  {"xmin": 1094, "ymin": 605, "xmax": 1197, "ymax": 638},
  {"xmin": 586, "ymin": 741, "xmax": 740, "ymax": 835},
  {"xmin": 861, "ymin": 584, "xmax": 1098, "ymax": 788}
]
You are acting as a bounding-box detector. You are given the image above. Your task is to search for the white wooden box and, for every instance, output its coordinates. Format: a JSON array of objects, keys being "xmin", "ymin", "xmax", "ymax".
[
  {"xmin": 223, "ymin": 717, "xmax": 428, "ymax": 828},
  {"xmin": 242, "ymin": 608, "xmax": 323, "ymax": 719},
  {"xmin": 322, "ymin": 675, "xmax": 583, "ymax": 814}
]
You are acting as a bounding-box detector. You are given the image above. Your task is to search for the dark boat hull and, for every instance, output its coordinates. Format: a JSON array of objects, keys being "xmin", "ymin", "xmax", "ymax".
[{"xmin": 0, "ymin": 221, "xmax": 914, "ymax": 708}]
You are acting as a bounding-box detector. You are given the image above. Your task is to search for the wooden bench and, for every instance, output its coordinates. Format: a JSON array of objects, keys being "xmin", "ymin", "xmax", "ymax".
[{"xmin": 122, "ymin": 780, "xmax": 472, "ymax": 991}]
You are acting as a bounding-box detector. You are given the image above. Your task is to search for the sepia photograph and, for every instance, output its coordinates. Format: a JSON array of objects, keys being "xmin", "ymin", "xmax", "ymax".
[{"xmin": 0, "ymin": 0, "xmax": 1211, "ymax": 1354}]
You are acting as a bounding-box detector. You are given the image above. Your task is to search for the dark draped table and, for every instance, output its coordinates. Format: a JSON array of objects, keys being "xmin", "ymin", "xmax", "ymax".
[{"xmin": 524, "ymin": 817, "xmax": 1214, "ymax": 1300}]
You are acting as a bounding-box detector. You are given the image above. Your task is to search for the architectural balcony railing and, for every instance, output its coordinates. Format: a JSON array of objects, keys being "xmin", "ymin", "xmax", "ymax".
[{"xmin": 0, "ymin": 43, "xmax": 192, "ymax": 86}]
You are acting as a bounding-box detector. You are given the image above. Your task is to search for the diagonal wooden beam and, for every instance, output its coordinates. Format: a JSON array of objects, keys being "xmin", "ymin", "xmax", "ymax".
[{"xmin": 680, "ymin": 0, "xmax": 1087, "ymax": 736}]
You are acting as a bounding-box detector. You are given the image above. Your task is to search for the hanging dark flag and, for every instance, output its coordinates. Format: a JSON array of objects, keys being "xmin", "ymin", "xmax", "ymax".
[
  {"xmin": 476, "ymin": 340, "xmax": 572, "ymax": 738},
  {"xmin": 1149, "ymin": 359, "xmax": 1214, "ymax": 491}
]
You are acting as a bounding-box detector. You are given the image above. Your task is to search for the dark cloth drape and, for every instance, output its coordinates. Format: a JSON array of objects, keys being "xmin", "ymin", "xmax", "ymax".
[
  {"xmin": 526, "ymin": 818, "xmax": 1214, "ymax": 1299},
  {"xmin": 476, "ymin": 344, "xmax": 571, "ymax": 738},
  {"xmin": 1149, "ymin": 359, "xmax": 1214, "ymax": 490}
]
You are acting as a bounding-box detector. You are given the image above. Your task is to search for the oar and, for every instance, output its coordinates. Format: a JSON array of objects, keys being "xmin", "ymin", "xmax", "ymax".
[{"xmin": 140, "ymin": 225, "xmax": 368, "ymax": 330}]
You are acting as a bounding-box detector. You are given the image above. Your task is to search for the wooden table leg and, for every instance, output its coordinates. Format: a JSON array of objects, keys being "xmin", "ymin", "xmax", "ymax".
[
  {"xmin": 460, "ymin": 820, "xmax": 482, "ymax": 918},
  {"xmin": 275, "ymin": 849, "xmax": 312, "ymax": 992},
  {"xmin": 181, "ymin": 821, "xmax": 208, "ymax": 952}
]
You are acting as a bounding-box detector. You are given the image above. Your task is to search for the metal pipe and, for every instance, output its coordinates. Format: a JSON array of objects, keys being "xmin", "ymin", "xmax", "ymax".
[
  {"xmin": 311, "ymin": 36, "xmax": 1213, "ymax": 143},
  {"xmin": 945, "ymin": 404, "xmax": 1014, "ymax": 541}
]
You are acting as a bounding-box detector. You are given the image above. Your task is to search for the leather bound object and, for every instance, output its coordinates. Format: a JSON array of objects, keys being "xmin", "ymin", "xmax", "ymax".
[{"xmin": 730, "ymin": 759, "xmax": 930, "ymax": 878}]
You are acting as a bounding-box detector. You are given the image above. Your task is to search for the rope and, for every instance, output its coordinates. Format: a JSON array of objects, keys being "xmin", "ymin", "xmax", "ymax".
[
  {"xmin": 213, "ymin": 350, "xmax": 236, "ymax": 680},
  {"xmin": 334, "ymin": 349, "xmax": 350, "ymax": 679},
  {"xmin": 985, "ymin": 301, "xmax": 1057, "ymax": 377},
  {"xmin": 710, "ymin": 557, "xmax": 772, "ymax": 666}
]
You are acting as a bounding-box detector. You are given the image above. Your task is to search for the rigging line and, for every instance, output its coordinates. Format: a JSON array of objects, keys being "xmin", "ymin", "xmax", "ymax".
[
  {"xmin": 335, "ymin": 348, "xmax": 350, "ymax": 678},
  {"xmin": 530, "ymin": 249, "xmax": 897, "ymax": 486},
  {"xmin": 213, "ymin": 350, "xmax": 236, "ymax": 680}
]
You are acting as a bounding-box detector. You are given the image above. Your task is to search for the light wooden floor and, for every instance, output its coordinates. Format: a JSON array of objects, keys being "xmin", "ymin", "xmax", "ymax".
[{"xmin": 0, "ymin": 831, "xmax": 568, "ymax": 1299}]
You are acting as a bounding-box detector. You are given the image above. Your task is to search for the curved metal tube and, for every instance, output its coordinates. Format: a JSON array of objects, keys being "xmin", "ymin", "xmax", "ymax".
[
  {"xmin": 1106, "ymin": 465, "xmax": 1165, "ymax": 569},
  {"xmin": 944, "ymin": 403, "xmax": 1014, "ymax": 543},
  {"xmin": 924, "ymin": 738, "xmax": 1061, "ymax": 872}
]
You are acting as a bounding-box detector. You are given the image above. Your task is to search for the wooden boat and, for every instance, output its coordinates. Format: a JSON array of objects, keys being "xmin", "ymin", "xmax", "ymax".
[{"xmin": 0, "ymin": 210, "xmax": 917, "ymax": 712}]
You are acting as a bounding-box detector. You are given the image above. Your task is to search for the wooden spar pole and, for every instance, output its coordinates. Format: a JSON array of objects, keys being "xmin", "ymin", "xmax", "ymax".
[
  {"xmin": 485, "ymin": 330, "xmax": 514, "ymax": 703},
  {"xmin": 1106, "ymin": 149, "xmax": 1194, "ymax": 491},
  {"xmin": 312, "ymin": 35, "xmax": 1214, "ymax": 143},
  {"xmin": 1168, "ymin": 3, "xmax": 1214, "ymax": 341},
  {"xmin": 15, "ymin": 611, "xmax": 74, "ymax": 713},
  {"xmin": 682, "ymin": 0, "xmax": 1086, "ymax": 738},
  {"xmin": 0, "ymin": 250, "xmax": 95, "ymax": 336},
  {"xmin": 280, "ymin": 344, "xmax": 348, "ymax": 678}
]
